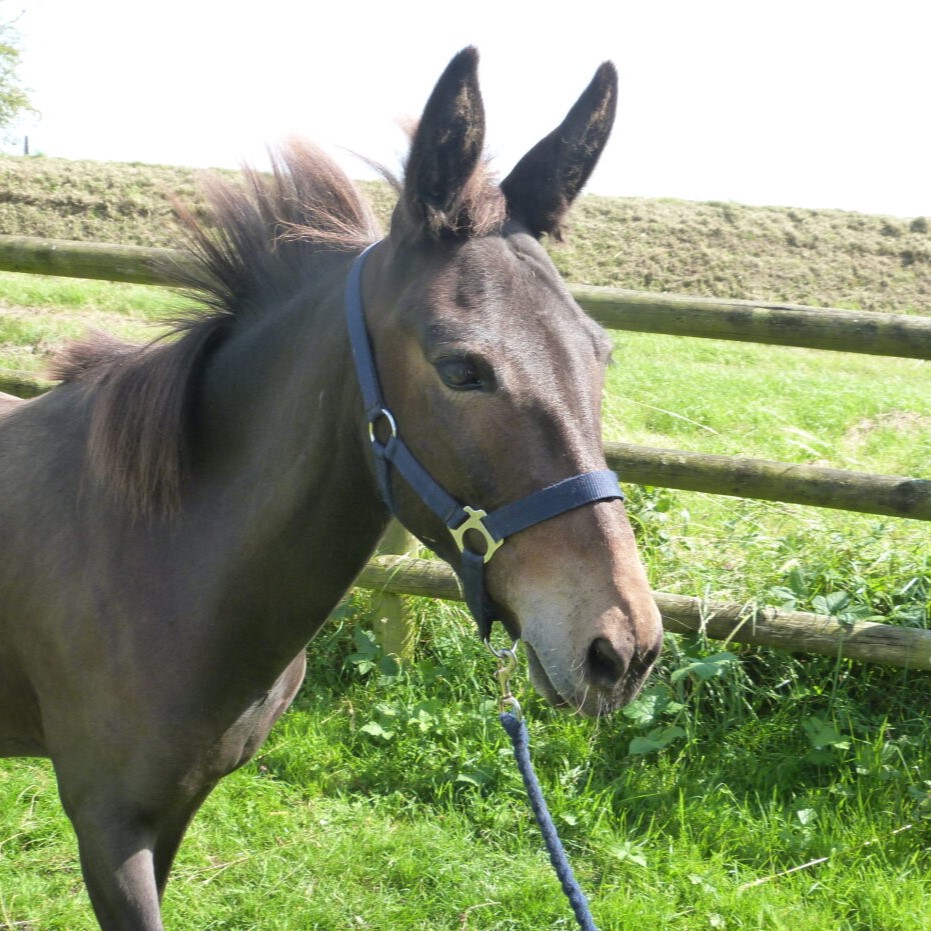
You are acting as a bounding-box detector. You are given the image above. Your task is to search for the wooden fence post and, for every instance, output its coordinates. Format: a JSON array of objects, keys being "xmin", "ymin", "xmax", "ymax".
[{"xmin": 371, "ymin": 520, "xmax": 419, "ymax": 659}]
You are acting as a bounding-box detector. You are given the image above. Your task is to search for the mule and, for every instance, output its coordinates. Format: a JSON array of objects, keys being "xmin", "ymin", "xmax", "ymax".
[{"xmin": 0, "ymin": 48, "xmax": 662, "ymax": 929}]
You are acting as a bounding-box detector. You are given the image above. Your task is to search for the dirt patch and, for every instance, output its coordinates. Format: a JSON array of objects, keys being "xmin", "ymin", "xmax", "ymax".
[{"xmin": 843, "ymin": 411, "xmax": 931, "ymax": 447}]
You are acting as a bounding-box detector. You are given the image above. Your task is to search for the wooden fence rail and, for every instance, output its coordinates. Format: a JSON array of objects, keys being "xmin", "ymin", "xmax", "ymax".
[
  {"xmin": 360, "ymin": 556, "xmax": 931, "ymax": 670},
  {"xmin": 606, "ymin": 443, "xmax": 930, "ymax": 521},
  {"xmin": 576, "ymin": 285, "xmax": 931, "ymax": 361},
  {"xmin": 0, "ymin": 235, "xmax": 929, "ymax": 359},
  {"xmin": 0, "ymin": 235, "xmax": 180, "ymax": 287}
]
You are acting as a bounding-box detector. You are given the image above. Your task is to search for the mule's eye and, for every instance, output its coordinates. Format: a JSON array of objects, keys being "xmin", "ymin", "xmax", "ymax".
[{"xmin": 436, "ymin": 357, "xmax": 484, "ymax": 391}]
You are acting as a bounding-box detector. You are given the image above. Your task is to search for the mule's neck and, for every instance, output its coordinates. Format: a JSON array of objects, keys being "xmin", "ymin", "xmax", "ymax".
[{"xmin": 189, "ymin": 259, "xmax": 389, "ymax": 647}]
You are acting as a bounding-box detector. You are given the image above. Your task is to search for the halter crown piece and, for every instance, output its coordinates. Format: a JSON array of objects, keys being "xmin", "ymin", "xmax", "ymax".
[{"xmin": 345, "ymin": 242, "xmax": 625, "ymax": 640}]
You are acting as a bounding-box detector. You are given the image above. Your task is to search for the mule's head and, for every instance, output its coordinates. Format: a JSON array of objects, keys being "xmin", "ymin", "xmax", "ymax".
[{"xmin": 360, "ymin": 48, "xmax": 662, "ymax": 716}]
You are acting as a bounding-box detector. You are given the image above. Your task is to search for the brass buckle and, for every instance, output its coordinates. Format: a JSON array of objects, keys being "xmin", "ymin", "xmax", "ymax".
[{"xmin": 449, "ymin": 506, "xmax": 504, "ymax": 564}]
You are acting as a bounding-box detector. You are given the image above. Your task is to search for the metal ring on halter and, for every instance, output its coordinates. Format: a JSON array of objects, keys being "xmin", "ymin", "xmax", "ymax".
[
  {"xmin": 485, "ymin": 638, "xmax": 520, "ymax": 662},
  {"xmin": 368, "ymin": 407, "xmax": 398, "ymax": 447}
]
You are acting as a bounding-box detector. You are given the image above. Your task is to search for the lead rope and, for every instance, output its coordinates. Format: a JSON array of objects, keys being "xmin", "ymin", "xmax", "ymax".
[{"xmin": 488, "ymin": 642, "xmax": 599, "ymax": 931}]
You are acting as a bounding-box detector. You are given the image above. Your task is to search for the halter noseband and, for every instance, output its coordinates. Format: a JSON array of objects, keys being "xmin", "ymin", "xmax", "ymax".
[{"xmin": 345, "ymin": 242, "xmax": 625, "ymax": 640}]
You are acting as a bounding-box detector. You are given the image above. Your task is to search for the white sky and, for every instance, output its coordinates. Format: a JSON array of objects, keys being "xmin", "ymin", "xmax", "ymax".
[{"xmin": 7, "ymin": 0, "xmax": 931, "ymax": 218}]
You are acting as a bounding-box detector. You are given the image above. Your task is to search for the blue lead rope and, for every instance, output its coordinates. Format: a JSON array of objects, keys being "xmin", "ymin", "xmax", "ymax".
[
  {"xmin": 490, "ymin": 644, "xmax": 599, "ymax": 930},
  {"xmin": 498, "ymin": 711, "xmax": 599, "ymax": 931}
]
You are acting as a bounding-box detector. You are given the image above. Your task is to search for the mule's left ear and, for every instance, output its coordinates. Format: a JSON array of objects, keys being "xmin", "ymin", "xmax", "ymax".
[
  {"xmin": 398, "ymin": 46, "xmax": 486, "ymax": 239},
  {"xmin": 501, "ymin": 62, "xmax": 617, "ymax": 240}
]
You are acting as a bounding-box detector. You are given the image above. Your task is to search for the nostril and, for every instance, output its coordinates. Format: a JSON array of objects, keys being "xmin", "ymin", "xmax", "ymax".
[
  {"xmin": 586, "ymin": 637, "xmax": 628, "ymax": 688},
  {"xmin": 632, "ymin": 641, "xmax": 661, "ymax": 677}
]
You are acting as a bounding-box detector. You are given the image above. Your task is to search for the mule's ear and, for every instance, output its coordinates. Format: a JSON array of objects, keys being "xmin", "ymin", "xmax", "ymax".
[
  {"xmin": 400, "ymin": 46, "xmax": 485, "ymax": 238},
  {"xmin": 501, "ymin": 62, "xmax": 617, "ymax": 240}
]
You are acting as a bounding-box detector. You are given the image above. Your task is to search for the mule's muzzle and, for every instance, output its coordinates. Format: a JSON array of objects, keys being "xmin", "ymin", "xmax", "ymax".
[{"xmin": 523, "ymin": 627, "xmax": 661, "ymax": 718}]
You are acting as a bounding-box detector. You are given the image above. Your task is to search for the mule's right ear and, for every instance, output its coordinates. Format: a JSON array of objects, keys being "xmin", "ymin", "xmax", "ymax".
[{"xmin": 397, "ymin": 47, "xmax": 486, "ymax": 239}]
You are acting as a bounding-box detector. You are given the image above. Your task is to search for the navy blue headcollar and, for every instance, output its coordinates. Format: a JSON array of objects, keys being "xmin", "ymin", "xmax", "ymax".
[{"xmin": 345, "ymin": 242, "xmax": 624, "ymax": 640}]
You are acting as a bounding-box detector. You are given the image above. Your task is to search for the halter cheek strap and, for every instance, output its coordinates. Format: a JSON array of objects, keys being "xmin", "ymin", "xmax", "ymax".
[{"xmin": 345, "ymin": 242, "xmax": 625, "ymax": 640}]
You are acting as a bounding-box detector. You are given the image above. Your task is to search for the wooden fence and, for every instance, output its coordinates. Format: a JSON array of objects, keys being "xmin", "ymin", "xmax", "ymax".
[{"xmin": 1, "ymin": 236, "xmax": 929, "ymax": 668}]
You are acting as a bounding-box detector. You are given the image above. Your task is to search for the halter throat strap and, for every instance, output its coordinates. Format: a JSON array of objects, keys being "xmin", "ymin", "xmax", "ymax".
[{"xmin": 345, "ymin": 242, "xmax": 625, "ymax": 640}]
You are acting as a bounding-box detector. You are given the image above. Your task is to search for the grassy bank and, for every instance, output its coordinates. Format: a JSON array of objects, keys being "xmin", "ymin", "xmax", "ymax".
[
  {"xmin": 0, "ymin": 156, "xmax": 928, "ymax": 929},
  {"xmin": 0, "ymin": 152, "xmax": 930, "ymax": 311}
]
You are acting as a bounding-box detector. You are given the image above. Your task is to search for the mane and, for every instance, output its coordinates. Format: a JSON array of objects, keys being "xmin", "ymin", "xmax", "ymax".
[{"xmin": 53, "ymin": 140, "xmax": 382, "ymax": 516}]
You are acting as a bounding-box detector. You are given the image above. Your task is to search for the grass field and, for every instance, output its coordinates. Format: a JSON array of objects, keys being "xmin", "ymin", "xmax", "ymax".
[{"xmin": 0, "ymin": 156, "xmax": 929, "ymax": 929}]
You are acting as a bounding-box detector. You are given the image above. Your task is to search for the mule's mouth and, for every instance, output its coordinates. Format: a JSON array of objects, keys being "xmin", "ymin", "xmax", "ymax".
[
  {"xmin": 523, "ymin": 641, "xmax": 570, "ymax": 709},
  {"xmin": 523, "ymin": 640, "xmax": 619, "ymax": 718}
]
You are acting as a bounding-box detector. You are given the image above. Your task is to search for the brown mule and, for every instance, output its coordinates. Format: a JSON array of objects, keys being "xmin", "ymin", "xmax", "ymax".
[{"xmin": 0, "ymin": 48, "xmax": 662, "ymax": 929}]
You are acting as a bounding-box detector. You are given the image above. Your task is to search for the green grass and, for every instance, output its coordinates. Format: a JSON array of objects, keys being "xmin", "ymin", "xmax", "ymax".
[
  {"xmin": 1, "ymin": 200, "xmax": 930, "ymax": 928},
  {"xmin": 0, "ymin": 270, "xmax": 180, "ymax": 317},
  {"xmin": 6, "ymin": 598, "xmax": 929, "ymax": 929},
  {"xmin": 605, "ymin": 334, "xmax": 931, "ymax": 472},
  {"xmin": 0, "ymin": 271, "xmax": 179, "ymax": 386}
]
